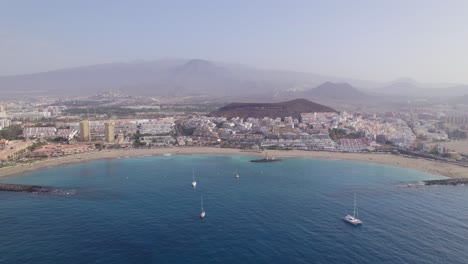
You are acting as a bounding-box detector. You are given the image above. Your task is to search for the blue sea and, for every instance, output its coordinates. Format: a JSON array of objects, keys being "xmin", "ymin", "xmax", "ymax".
[{"xmin": 1, "ymin": 155, "xmax": 468, "ymax": 264}]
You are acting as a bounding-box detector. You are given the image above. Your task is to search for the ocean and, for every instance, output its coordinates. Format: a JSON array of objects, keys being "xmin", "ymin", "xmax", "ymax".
[{"xmin": 0, "ymin": 154, "xmax": 467, "ymax": 264}]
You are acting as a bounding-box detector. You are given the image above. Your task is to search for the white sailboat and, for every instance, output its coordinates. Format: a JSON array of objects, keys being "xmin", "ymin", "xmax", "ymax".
[
  {"xmin": 235, "ymin": 170, "xmax": 239, "ymax": 179},
  {"xmin": 343, "ymin": 194, "xmax": 362, "ymax": 225},
  {"xmin": 191, "ymin": 170, "xmax": 197, "ymax": 188},
  {"xmin": 200, "ymin": 196, "xmax": 206, "ymax": 218}
]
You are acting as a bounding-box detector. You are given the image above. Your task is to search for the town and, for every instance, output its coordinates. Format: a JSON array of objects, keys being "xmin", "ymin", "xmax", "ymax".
[{"xmin": 0, "ymin": 93, "xmax": 467, "ymax": 168}]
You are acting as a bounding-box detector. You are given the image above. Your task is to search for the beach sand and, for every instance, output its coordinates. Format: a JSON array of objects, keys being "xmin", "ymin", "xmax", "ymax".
[{"xmin": 0, "ymin": 147, "xmax": 467, "ymax": 179}]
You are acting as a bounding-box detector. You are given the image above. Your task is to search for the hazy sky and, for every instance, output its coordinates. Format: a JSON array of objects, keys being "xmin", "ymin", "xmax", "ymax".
[{"xmin": 1, "ymin": 0, "xmax": 468, "ymax": 83}]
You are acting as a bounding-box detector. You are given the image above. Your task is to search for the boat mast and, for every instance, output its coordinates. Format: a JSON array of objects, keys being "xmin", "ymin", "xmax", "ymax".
[
  {"xmin": 201, "ymin": 196, "xmax": 204, "ymax": 212},
  {"xmin": 353, "ymin": 193, "xmax": 357, "ymax": 218}
]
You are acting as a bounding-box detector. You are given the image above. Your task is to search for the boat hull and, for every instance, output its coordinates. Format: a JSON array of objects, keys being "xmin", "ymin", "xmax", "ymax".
[
  {"xmin": 343, "ymin": 215, "xmax": 362, "ymax": 225},
  {"xmin": 250, "ymin": 159, "xmax": 282, "ymax": 163}
]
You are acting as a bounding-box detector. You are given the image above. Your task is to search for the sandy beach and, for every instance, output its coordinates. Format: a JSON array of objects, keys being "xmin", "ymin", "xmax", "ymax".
[{"xmin": 1, "ymin": 147, "xmax": 467, "ymax": 179}]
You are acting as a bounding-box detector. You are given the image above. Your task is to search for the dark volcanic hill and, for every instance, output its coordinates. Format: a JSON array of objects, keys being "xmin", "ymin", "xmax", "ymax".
[{"xmin": 209, "ymin": 99, "xmax": 336, "ymax": 119}]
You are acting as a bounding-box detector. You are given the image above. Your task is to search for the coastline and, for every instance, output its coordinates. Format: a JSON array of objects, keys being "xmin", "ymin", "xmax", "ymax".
[{"xmin": 0, "ymin": 147, "xmax": 467, "ymax": 179}]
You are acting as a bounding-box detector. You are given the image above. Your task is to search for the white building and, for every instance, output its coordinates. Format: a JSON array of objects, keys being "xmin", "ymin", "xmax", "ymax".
[
  {"xmin": 23, "ymin": 127, "xmax": 57, "ymax": 138},
  {"xmin": 140, "ymin": 123, "xmax": 174, "ymax": 135},
  {"xmin": 0, "ymin": 119, "xmax": 11, "ymax": 130}
]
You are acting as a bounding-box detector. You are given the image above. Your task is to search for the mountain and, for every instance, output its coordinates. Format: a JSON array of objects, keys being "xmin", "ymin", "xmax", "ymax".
[
  {"xmin": 276, "ymin": 82, "xmax": 369, "ymax": 102},
  {"xmin": 371, "ymin": 78, "xmax": 468, "ymax": 98},
  {"xmin": 304, "ymin": 82, "xmax": 369, "ymax": 100},
  {"xmin": 372, "ymin": 80, "xmax": 428, "ymax": 97},
  {"xmin": 450, "ymin": 94, "xmax": 468, "ymax": 104},
  {"xmin": 0, "ymin": 59, "xmax": 343, "ymax": 97},
  {"xmin": 1, "ymin": 59, "xmax": 467, "ymax": 99},
  {"xmin": 209, "ymin": 98, "xmax": 336, "ymax": 119},
  {"xmin": 444, "ymin": 85, "xmax": 468, "ymax": 96}
]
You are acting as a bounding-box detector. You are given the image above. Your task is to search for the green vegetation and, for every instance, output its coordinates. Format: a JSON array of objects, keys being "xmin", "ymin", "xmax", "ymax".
[
  {"xmin": 63, "ymin": 104, "xmax": 221, "ymax": 117},
  {"xmin": 265, "ymin": 147, "xmax": 293, "ymax": 151},
  {"xmin": 133, "ymin": 129, "xmax": 147, "ymax": 147},
  {"xmin": 416, "ymin": 134, "xmax": 428, "ymax": 141},
  {"xmin": 56, "ymin": 100, "xmax": 107, "ymax": 108},
  {"xmin": 0, "ymin": 125, "xmax": 23, "ymax": 140},
  {"xmin": 64, "ymin": 107, "xmax": 156, "ymax": 116},
  {"xmin": 33, "ymin": 123, "xmax": 56, "ymax": 127},
  {"xmin": 133, "ymin": 140, "xmax": 147, "ymax": 147},
  {"xmin": 162, "ymin": 104, "xmax": 222, "ymax": 113},
  {"xmin": 27, "ymin": 141, "xmax": 47, "ymax": 151},
  {"xmin": 47, "ymin": 137, "xmax": 69, "ymax": 143},
  {"xmin": 95, "ymin": 143, "xmax": 105, "ymax": 150},
  {"xmin": 0, "ymin": 163, "xmax": 15, "ymax": 168},
  {"xmin": 448, "ymin": 129, "xmax": 467, "ymax": 140},
  {"xmin": 176, "ymin": 123, "xmax": 195, "ymax": 136},
  {"xmin": 328, "ymin": 128, "xmax": 360, "ymax": 140},
  {"xmin": 107, "ymin": 144, "xmax": 121, "ymax": 149}
]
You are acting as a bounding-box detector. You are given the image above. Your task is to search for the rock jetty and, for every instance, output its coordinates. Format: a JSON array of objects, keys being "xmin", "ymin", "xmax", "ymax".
[
  {"xmin": 424, "ymin": 179, "xmax": 468, "ymax": 186},
  {"xmin": 0, "ymin": 183, "xmax": 73, "ymax": 195}
]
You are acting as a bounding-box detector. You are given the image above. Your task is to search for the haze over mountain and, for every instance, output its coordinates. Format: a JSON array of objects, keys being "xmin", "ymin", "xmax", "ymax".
[
  {"xmin": 368, "ymin": 78, "xmax": 468, "ymax": 98},
  {"xmin": 0, "ymin": 59, "xmax": 339, "ymax": 97},
  {"xmin": 0, "ymin": 58, "xmax": 466, "ymax": 99},
  {"xmin": 274, "ymin": 82, "xmax": 371, "ymax": 104}
]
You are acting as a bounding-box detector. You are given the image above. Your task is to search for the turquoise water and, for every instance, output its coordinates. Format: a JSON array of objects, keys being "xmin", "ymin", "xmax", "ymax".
[{"xmin": 1, "ymin": 155, "xmax": 467, "ymax": 263}]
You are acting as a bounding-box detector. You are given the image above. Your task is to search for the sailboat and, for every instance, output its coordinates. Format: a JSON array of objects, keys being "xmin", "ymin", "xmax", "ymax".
[
  {"xmin": 191, "ymin": 170, "xmax": 197, "ymax": 188},
  {"xmin": 200, "ymin": 196, "xmax": 206, "ymax": 218},
  {"xmin": 235, "ymin": 170, "xmax": 239, "ymax": 179},
  {"xmin": 250, "ymin": 151, "xmax": 282, "ymax": 163},
  {"xmin": 343, "ymin": 194, "xmax": 362, "ymax": 225}
]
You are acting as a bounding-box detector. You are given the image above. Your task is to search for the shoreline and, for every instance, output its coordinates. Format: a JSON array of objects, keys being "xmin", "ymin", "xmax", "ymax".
[{"xmin": 1, "ymin": 147, "xmax": 467, "ymax": 179}]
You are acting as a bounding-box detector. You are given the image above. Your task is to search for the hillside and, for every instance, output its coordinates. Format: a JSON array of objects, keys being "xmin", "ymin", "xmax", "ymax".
[
  {"xmin": 2, "ymin": 59, "xmax": 467, "ymax": 99},
  {"xmin": 450, "ymin": 94, "xmax": 468, "ymax": 104},
  {"xmin": 303, "ymin": 82, "xmax": 369, "ymax": 100},
  {"xmin": 209, "ymin": 99, "xmax": 336, "ymax": 119},
  {"xmin": 372, "ymin": 79, "xmax": 468, "ymax": 98},
  {"xmin": 275, "ymin": 81, "xmax": 369, "ymax": 102},
  {"xmin": 0, "ymin": 59, "xmax": 339, "ymax": 97}
]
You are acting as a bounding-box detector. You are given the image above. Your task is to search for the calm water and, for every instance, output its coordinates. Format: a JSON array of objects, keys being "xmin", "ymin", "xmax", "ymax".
[{"xmin": 1, "ymin": 155, "xmax": 467, "ymax": 264}]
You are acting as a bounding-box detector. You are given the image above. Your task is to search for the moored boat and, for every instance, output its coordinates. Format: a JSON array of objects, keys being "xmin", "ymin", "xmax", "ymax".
[
  {"xmin": 250, "ymin": 152, "xmax": 282, "ymax": 163},
  {"xmin": 191, "ymin": 170, "xmax": 197, "ymax": 188},
  {"xmin": 343, "ymin": 194, "xmax": 362, "ymax": 225},
  {"xmin": 200, "ymin": 196, "xmax": 206, "ymax": 219}
]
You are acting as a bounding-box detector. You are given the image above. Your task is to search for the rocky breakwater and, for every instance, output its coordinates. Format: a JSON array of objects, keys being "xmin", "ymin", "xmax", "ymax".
[
  {"xmin": 424, "ymin": 178, "xmax": 468, "ymax": 186},
  {"xmin": 0, "ymin": 183, "xmax": 75, "ymax": 195}
]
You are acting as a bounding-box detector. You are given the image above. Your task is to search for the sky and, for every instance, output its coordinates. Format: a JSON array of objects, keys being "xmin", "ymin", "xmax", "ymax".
[{"xmin": 1, "ymin": 0, "xmax": 468, "ymax": 83}]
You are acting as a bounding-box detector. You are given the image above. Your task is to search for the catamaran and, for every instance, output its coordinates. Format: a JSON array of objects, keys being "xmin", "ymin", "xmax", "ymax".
[
  {"xmin": 200, "ymin": 196, "xmax": 206, "ymax": 219},
  {"xmin": 250, "ymin": 151, "xmax": 282, "ymax": 163},
  {"xmin": 343, "ymin": 194, "xmax": 362, "ymax": 225},
  {"xmin": 191, "ymin": 170, "xmax": 197, "ymax": 188}
]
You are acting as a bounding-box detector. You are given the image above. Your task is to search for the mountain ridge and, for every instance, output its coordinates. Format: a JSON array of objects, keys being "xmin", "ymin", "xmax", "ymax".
[{"xmin": 0, "ymin": 58, "xmax": 467, "ymax": 98}]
